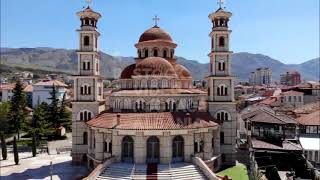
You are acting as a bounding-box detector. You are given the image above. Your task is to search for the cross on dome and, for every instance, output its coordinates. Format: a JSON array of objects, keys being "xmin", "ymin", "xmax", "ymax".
[
  {"xmin": 217, "ymin": 0, "xmax": 225, "ymax": 8},
  {"xmin": 86, "ymin": 0, "xmax": 92, "ymax": 6},
  {"xmin": 152, "ymin": 15, "xmax": 160, "ymax": 27}
]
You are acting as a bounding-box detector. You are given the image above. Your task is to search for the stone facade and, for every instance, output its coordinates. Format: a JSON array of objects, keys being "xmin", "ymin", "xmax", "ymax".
[{"xmin": 207, "ymin": 8, "xmax": 237, "ymax": 166}]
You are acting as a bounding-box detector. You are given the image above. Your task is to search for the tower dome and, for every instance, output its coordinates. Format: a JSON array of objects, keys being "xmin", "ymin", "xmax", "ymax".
[{"xmin": 138, "ymin": 26, "xmax": 173, "ymax": 43}]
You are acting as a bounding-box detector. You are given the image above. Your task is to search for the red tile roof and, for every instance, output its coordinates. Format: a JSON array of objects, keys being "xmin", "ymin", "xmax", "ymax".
[
  {"xmin": 241, "ymin": 107, "xmax": 297, "ymax": 125},
  {"xmin": 252, "ymin": 139, "xmax": 302, "ymax": 151},
  {"xmin": 34, "ymin": 80, "xmax": 67, "ymax": 87},
  {"xmin": 86, "ymin": 112, "xmax": 217, "ymax": 130},
  {"xmin": 281, "ymin": 90, "xmax": 303, "ymax": 96},
  {"xmin": 296, "ymin": 110, "xmax": 320, "ymax": 126},
  {"xmin": 0, "ymin": 83, "xmax": 15, "ymax": 90}
]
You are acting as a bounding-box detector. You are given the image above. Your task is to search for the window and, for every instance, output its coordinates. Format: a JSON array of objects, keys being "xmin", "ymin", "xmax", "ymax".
[
  {"xmin": 163, "ymin": 49, "xmax": 167, "ymax": 58},
  {"xmin": 220, "ymin": 132, "xmax": 224, "ymax": 144},
  {"xmin": 99, "ymin": 87, "xmax": 102, "ymax": 96},
  {"xmin": 219, "ymin": 36, "xmax": 225, "ymax": 47},
  {"xmin": 87, "ymin": 62, "xmax": 90, "ymax": 70},
  {"xmin": 79, "ymin": 110, "xmax": 92, "ymax": 121},
  {"xmin": 84, "ymin": 36, "xmax": 90, "ymax": 46},
  {"xmin": 298, "ymin": 96, "xmax": 302, "ymax": 102},
  {"xmin": 216, "ymin": 111, "xmax": 230, "ymax": 122},
  {"xmin": 81, "ymin": 84, "xmax": 91, "ymax": 95},
  {"xmin": 194, "ymin": 139, "xmax": 204, "ymax": 153},
  {"xmin": 138, "ymin": 50, "xmax": 142, "ymax": 58},
  {"xmin": 217, "ymin": 84, "xmax": 228, "ymax": 96},
  {"xmin": 144, "ymin": 49, "xmax": 149, "ymax": 57},
  {"xmin": 218, "ymin": 61, "xmax": 225, "ymax": 71},
  {"xmin": 288, "ymin": 96, "xmax": 292, "ymax": 102},
  {"xmin": 83, "ymin": 132, "xmax": 88, "ymax": 145},
  {"xmin": 306, "ymin": 126, "xmax": 318, "ymax": 134},
  {"xmin": 96, "ymin": 62, "xmax": 99, "ymax": 72},
  {"xmin": 153, "ymin": 49, "xmax": 158, "ymax": 57},
  {"xmin": 171, "ymin": 50, "xmax": 174, "ymax": 58}
]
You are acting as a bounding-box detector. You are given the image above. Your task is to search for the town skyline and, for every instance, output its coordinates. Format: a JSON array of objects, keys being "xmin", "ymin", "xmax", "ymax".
[{"xmin": 1, "ymin": 0, "xmax": 319, "ymax": 64}]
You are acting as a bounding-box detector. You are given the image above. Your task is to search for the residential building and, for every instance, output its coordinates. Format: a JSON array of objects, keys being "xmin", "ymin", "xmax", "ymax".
[
  {"xmin": 0, "ymin": 83, "xmax": 15, "ymax": 102},
  {"xmin": 249, "ymin": 68, "xmax": 272, "ymax": 85},
  {"xmin": 280, "ymin": 90, "xmax": 304, "ymax": 107},
  {"xmin": 280, "ymin": 71, "xmax": 301, "ymax": 86},
  {"xmin": 32, "ymin": 80, "xmax": 68, "ymax": 108}
]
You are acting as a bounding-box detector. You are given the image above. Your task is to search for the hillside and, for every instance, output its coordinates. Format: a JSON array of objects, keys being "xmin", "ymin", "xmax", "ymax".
[{"xmin": 1, "ymin": 48, "xmax": 319, "ymax": 81}]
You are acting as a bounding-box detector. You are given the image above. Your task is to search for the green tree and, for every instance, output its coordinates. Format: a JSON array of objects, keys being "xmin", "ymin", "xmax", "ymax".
[
  {"xmin": 13, "ymin": 136, "xmax": 19, "ymax": 165},
  {"xmin": 47, "ymin": 84, "xmax": 62, "ymax": 137},
  {"xmin": 58, "ymin": 92, "xmax": 71, "ymax": 131},
  {"xmin": 9, "ymin": 80, "xmax": 28, "ymax": 140},
  {"xmin": 0, "ymin": 102, "xmax": 10, "ymax": 136},
  {"xmin": 1, "ymin": 135, "xmax": 7, "ymax": 160}
]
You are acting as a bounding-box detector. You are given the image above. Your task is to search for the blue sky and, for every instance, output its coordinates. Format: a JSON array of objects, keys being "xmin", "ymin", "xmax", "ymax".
[{"xmin": 1, "ymin": 0, "xmax": 319, "ymax": 64}]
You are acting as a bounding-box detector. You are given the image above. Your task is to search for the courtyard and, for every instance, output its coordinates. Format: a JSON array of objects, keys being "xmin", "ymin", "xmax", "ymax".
[{"xmin": 0, "ymin": 150, "xmax": 88, "ymax": 180}]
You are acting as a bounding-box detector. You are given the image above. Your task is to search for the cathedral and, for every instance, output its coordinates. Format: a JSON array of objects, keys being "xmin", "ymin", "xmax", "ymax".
[{"xmin": 71, "ymin": 3, "xmax": 237, "ymax": 172}]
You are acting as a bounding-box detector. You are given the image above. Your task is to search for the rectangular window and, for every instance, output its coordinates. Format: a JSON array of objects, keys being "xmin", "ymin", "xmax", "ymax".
[
  {"xmin": 220, "ymin": 132, "xmax": 224, "ymax": 144},
  {"xmin": 298, "ymin": 96, "xmax": 302, "ymax": 102},
  {"xmin": 315, "ymin": 151, "xmax": 319, "ymax": 162},
  {"xmin": 99, "ymin": 87, "xmax": 102, "ymax": 96},
  {"xmin": 288, "ymin": 96, "xmax": 291, "ymax": 102}
]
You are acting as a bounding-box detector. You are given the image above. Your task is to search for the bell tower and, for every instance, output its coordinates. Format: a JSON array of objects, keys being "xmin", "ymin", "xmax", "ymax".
[
  {"xmin": 207, "ymin": 4, "xmax": 237, "ymax": 166},
  {"xmin": 71, "ymin": 6, "xmax": 105, "ymax": 164}
]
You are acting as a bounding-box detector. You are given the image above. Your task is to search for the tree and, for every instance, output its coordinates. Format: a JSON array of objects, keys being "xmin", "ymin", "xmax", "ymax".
[
  {"xmin": 1, "ymin": 135, "xmax": 7, "ymax": 160},
  {"xmin": 47, "ymin": 84, "xmax": 61, "ymax": 137},
  {"xmin": 0, "ymin": 102, "xmax": 11, "ymax": 136},
  {"xmin": 9, "ymin": 80, "xmax": 28, "ymax": 140},
  {"xmin": 58, "ymin": 92, "xmax": 71, "ymax": 131},
  {"xmin": 13, "ymin": 136, "xmax": 19, "ymax": 165}
]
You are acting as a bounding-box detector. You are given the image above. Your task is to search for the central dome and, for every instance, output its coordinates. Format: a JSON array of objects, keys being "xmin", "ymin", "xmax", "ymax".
[
  {"xmin": 135, "ymin": 57, "xmax": 176, "ymax": 76},
  {"xmin": 138, "ymin": 26, "xmax": 173, "ymax": 43}
]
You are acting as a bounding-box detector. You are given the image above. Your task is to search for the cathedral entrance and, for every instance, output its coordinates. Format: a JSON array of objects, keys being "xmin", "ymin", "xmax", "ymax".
[
  {"xmin": 172, "ymin": 136, "xmax": 184, "ymax": 162},
  {"xmin": 146, "ymin": 136, "xmax": 160, "ymax": 163},
  {"xmin": 122, "ymin": 136, "xmax": 134, "ymax": 163}
]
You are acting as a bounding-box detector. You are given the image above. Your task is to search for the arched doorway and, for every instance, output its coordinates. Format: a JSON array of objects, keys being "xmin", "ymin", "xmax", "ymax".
[
  {"xmin": 172, "ymin": 136, "xmax": 184, "ymax": 162},
  {"xmin": 122, "ymin": 136, "xmax": 134, "ymax": 163},
  {"xmin": 147, "ymin": 136, "xmax": 160, "ymax": 163}
]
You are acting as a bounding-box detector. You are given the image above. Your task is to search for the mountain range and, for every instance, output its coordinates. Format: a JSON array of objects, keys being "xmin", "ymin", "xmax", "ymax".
[{"xmin": 0, "ymin": 47, "xmax": 319, "ymax": 82}]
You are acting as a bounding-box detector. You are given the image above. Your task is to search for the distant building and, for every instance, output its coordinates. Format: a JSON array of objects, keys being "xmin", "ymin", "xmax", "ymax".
[
  {"xmin": 0, "ymin": 83, "xmax": 15, "ymax": 102},
  {"xmin": 249, "ymin": 68, "xmax": 272, "ymax": 85},
  {"xmin": 280, "ymin": 90, "xmax": 304, "ymax": 108},
  {"xmin": 280, "ymin": 71, "xmax": 301, "ymax": 86},
  {"xmin": 297, "ymin": 110, "xmax": 320, "ymax": 166},
  {"xmin": 32, "ymin": 80, "xmax": 68, "ymax": 108}
]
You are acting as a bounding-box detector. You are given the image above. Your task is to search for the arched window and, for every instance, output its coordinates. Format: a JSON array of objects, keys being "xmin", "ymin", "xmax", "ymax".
[
  {"xmin": 87, "ymin": 61, "xmax": 91, "ymax": 70},
  {"xmin": 153, "ymin": 49, "xmax": 158, "ymax": 57},
  {"xmin": 144, "ymin": 49, "xmax": 149, "ymax": 58},
  {"xmin": 216, "ymin": 110, "xmax": 230, "ymax": 122},
  {"xmin": 84, "ymin": 36, "xmax": 90, "ymax": 46},
  {"xmin": 141, "ymin": 79, "xmax": 148, "ymax": 89},
  {"xmin": 147, "ymin": 136, "xmax": 160, "ymax": 163},
  {"xmin": 85, "ymin": 19, "xmax": 89, "ymax": 26},
  {"xmin": 80, "ymin": 84, "xmax": 92, "ymax": 95},
  {"xmin": 163, "ymin": 49, "xmax": 168, "ymax": 58},
  {"xmin": 136, "ymin": 98, "xmax": 145, "ymax": 111},
  {"xmin": 122, "ymin": 136, "xmax": 134, "ymax": 162},
  {"xmin": 83, "ymin": 62, "xmax": 87, "ymax": 70},
  {"xmin": 218, "ymin": 61, "xmax": 226, "ymax": 71},
  {"xmin": 79, "ymin": 110, "xmax": 93, "ymax": 121},
  {"xmin": 162, "ymin": 79, "xmax": 169, "ymax": 88},
  {"xmin": 150, "ymin": 79, "xmax": 158, "ymax": 89},
  {"xmin": 172, "ymin": 136, "xmax": 184, "ymax": 162},
  {"xmin": 138, "ymin": 50, "xmax": 142, "ymax": 58},
  {"xmin": 171, "ymin": 50, "xmax": 175, "ymax": 58},
  {"xmin": 219, "ymin": 36, "xmax": 225, "ymax": 47},
  {"xmin": 217, "ymin": 84, "xmax": 228, "ymax": 96},
  {"xmin": 83, "ymin": 132, "xmax": 88, "ymax": 145}
]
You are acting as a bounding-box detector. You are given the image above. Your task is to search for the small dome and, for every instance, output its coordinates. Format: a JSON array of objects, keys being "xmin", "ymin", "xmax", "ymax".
[
  {"xmin": 135, "ymin": 57, "xmax": 176, "ymax": 76},
  {"xmin": 138, "ymin": 26, "xmax": 173, "ymax": 43},
  {"xmin": 173, "ymin": 64, "xmax": 192, "ymax": 78},
  {"xmin": 120, "ymin": 64, "xmax": 136, "ymax": 79}
]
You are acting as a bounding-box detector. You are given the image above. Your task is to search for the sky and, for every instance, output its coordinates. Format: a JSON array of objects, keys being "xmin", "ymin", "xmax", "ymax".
[{"xmin": 1, "ymin": 0, "xmax": 319, "ymax": 64}]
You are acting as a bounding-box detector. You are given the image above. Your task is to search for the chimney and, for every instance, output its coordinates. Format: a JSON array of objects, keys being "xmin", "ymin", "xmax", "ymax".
[
  {"xmin": 116, "ymin": 113, "xmax": 121, "ymax": 125},
  {"xmin": 184, "ymin": 113, "xmax": 192, "ymax": 125}
]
